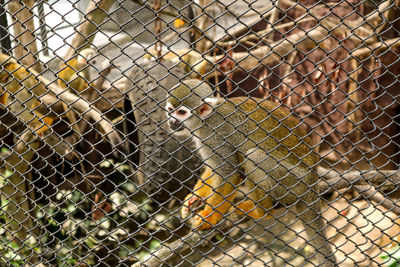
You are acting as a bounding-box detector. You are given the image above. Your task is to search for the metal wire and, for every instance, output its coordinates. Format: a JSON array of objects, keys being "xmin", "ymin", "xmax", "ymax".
[{"xmin": 0, "ymin": 0, "xmax": 399, "ymax": 266}]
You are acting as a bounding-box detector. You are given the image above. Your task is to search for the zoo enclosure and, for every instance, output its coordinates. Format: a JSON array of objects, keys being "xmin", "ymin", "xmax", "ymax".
[{"xmin": 0, "ymin": 0, "xmax": 400, "ymax": 266}]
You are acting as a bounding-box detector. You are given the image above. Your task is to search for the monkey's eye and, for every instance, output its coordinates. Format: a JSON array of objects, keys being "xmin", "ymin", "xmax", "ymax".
[
  {"xmin": 177, "ymin": 109, "xmax": 187, "ymax": 116},
  {"xmin": 167, "ymin": 106, "xmax": 173, "ymax": 112}
]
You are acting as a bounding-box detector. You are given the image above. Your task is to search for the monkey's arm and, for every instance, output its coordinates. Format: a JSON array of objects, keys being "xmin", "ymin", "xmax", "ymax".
[
  {"xmin": 183, "ymin": 145, "xmax": 241, "ymax": 230},
  {"xmin": 183, "ymin": 166, "xmax": 273, "ymax": 229},
  {"xmin": 181, "ymin": 166, "xmax": 214, "ymax": 216},
  {"xmin": 183, "ymin": 170, "xmax": 240, "ymax": 230}
]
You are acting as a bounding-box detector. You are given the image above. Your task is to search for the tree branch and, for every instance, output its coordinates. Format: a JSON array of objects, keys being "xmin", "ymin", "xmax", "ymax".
[
  {"xmin": 351, "ymin": 37, "xmax": 400, "ymax": 59},
  {"xmin": 131, "ymin": 215, "xmax": 250, "ymax": 267},
  {"xmin": 63, "ymin": 0, "xmax": 115, "ymax": 60},
  {"xmin": 7, "ymin": 0, "xmax": 41, "ymax": 71},
  {"xmin": 318, "ymin": 167, "xmax": 399, "ymax": 193},
  {"xmin": 355, "ymin": 185, "xmax": 400, "ymax": 215}
]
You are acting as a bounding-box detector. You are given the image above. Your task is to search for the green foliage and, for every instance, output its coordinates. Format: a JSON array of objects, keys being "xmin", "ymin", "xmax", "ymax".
[
  {"xmin": 381, "ymin": 245, "xmax": 400, "ymax": 267},
  {"xmin": 0, "ymin": 240, "xmax": 24, "ymax": 266},
  {"xmin": 149, "ymin": 240, "xmax": 161, "ymax": 251},
  {"xmin": 0, "ymin": 157, "xmax": 168, "ymax": 266}
]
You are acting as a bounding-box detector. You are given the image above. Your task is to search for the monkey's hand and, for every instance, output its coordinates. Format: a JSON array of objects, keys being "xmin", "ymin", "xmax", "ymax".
[
  {"xmin": 181, "ymin": 193, "xmax": 220, "ymax": 230},
  {"xmin": 181, "ymin": 167, "xmax": 213, "ymax": 220},
  {"xmin": 181, "ymin": 167, "xmax": 238, "ymax": 230},
  {"xmin": 182, "ymin": 193, "xmax": 222, "ymax": 230},
  {"xmin": 182, "ymin": 193, "xmax": 235, "ymax": 230},
  {"xmin": 181, "ymin": 194, "xmax": 204, "ymax": 219}
]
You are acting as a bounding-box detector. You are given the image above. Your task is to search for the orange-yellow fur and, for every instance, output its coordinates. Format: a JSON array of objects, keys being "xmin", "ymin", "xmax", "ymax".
[
  {"xmin": 0, "ymin": 92, "xmax": 8, "ymax": 105},
  {"xmin": 0, "ymin": 55, "xmax": 54, "ymax": 135},
  {"xmin": 58, "ymin": 58, "xmax": 92, "ymax": 93},
  {"xmin": 183, "ymin": 166, "xmax": 238, "ymax": 229},
  {"xmin": 184, "ymin": 162, "xmax": 273, "ymax": 230}
]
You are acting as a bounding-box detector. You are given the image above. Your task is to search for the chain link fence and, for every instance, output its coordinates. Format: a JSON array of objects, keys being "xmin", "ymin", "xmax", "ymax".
[{"xmin": 0, "ymin": 0, "xmax": 399, "ymax": 266}]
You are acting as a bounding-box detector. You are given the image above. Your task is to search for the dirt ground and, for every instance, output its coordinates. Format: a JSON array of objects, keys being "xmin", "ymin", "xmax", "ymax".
[{"xmin": 191, "ymin": 198, "xmax": 400, "ymax": 266}]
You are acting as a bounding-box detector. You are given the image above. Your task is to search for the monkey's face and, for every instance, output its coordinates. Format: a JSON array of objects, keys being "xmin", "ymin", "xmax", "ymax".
[{"xmin": 165, "ymin": 101, "xmax": 200, "ymax": 136}]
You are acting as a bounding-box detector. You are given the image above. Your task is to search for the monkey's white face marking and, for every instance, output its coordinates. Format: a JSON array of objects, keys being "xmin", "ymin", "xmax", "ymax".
[
  {"xmin": 165, "ymin": 102, "xmax": 191, "ymax": 121},
  {"xmin": 165, "ymin": 101, "xmax": 191, "ymax": 135}
]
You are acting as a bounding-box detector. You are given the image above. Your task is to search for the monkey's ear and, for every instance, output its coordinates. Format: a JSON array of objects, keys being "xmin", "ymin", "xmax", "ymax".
[{"xmin": 198, "ymin": 97, "xmax": 218, "ymax": 117}]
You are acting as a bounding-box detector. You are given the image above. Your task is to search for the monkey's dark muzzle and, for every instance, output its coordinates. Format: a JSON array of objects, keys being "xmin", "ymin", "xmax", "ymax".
[{"xmin": 168, "ymin": 119, "xmax": 185, "ymax": 132}]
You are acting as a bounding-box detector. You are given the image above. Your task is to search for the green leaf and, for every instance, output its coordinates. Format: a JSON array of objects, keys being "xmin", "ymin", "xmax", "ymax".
[
  {"xmin": 149, "ymin": 240, "xmax": 161, "ymax": 251},
  {"xmin": 381, "ymin": 245, "xmax": 400, "ymax": 267}
]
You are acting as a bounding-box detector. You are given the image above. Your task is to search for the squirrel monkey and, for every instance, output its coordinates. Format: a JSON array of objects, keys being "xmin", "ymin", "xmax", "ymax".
[
  {"xmin": 0, "ymin": 53, "xmax": 123, "ymax": 148},
  {"xmin": 0, "ymin": 55, "xmax": 54, "ymax": 135},
  {"xmin": 58, "ymin": 48, "xmax": 96, "ymax": 93},
  {"xmin": 165, "ymin": 80, "xmax": 336, "ymax": 266},
  {"xmin": 58, "ymin": 48, "xmax": 97, "ymax": 127},
  {"xmin": 144, "ymin": 50, "xmax": 207, "ymax": 76}
]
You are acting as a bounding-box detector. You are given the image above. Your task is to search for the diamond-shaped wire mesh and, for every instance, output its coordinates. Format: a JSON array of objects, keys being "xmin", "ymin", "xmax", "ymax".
[{"xmin": 0, "ymin": 0, "xmax": 399, "ymax": 266}]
